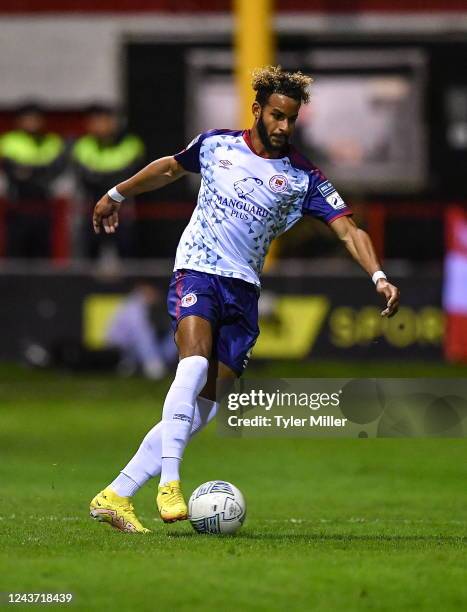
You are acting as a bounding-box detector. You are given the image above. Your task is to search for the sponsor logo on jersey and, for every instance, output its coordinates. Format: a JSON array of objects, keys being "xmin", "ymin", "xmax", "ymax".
[
  {"xmin": 181, "ymin": 293, "xmax": 198, "ymax": 307},
  {"xmin": 212, "ymin": 193, "xmax": 270, "ymax": 220},
  {"xmin": 325, "ymin": 191, "xmax": 346, "ymax": 210},
  {"xmin": 233, "ymin": 177, "xmax": 263, "ymax": 199},
  {"xmin": 317, "ymin": 181, "xmax": 336, "ymax": 198},
  {"xmin": 269, "ymin": 174, "xmax": 288, "ymax": 193},
  {"xmin": 219, "ymin": 159, "xmax": 232, "ymax": 169}
]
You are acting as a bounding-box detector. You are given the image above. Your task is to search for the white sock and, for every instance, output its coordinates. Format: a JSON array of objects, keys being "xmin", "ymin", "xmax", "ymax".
[
  {"xmin": 160, "ymin": 356, "xmax": 209, "ymax": 484},
  {"xmin": 110, "ymin": 396, "xmax": 218, "ymax": 497},
  {"xmin": 191, "ymin": 396, "xmax": 219, "ymax": 432},
  {"xmin": 110, "ymin": 472, "xmax": 140, "ymax": 497},
  {"xmin": 159, "ymin": 457, "xmax": 179, "ymax": 483}
]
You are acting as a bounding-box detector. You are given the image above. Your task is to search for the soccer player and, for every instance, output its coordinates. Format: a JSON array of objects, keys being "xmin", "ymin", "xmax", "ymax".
[{"xmin": 90, "ymin": 66, "xmax": 400, "ymax": 533}]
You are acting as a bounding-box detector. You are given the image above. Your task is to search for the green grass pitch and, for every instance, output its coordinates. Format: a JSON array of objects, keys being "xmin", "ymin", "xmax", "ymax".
[{"xmin": 1, "ymin": 361, "xmax": 466, "ymax": 611}]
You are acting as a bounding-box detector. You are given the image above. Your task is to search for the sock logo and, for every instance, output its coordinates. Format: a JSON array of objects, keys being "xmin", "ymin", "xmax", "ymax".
[
  {"xmin": 181, "ymin": 293, "xmax": 197, "ymax": 307},
  {"xmin": 173, "ymin": 413, "xmax": 192, "ymax": 423}
]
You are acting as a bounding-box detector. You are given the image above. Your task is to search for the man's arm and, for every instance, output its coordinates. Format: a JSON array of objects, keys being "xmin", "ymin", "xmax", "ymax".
[
  {"xmin": 330, "ymin": 215, "xmax": 400, "ymax": 317},
  {"xmin": 92, "ymin": 156, "xmax": 187, "ymax": 235}
]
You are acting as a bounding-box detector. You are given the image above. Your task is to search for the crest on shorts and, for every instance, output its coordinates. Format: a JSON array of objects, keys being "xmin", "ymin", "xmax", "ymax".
[
  {"xmin": 181, "ymin": 293, "xmax": 198, "ymax": 307},
  {"xmin": 269, "ymin": 174, "xmax": 288, "ymax": 193}
]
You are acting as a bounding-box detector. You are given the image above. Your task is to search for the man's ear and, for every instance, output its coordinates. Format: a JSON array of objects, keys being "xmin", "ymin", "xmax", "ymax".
[{"xmin": 252, "ymin": 101, "xmax": 261, "ymax": 119}]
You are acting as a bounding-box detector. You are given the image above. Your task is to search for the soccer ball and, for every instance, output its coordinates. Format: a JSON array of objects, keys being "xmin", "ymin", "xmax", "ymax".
[{"xmin": 188, "ymin": 480, "xmax": 246, "ymax": 535}]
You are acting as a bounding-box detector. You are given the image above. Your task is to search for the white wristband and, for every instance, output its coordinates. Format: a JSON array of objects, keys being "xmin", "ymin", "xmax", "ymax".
[
  {"xmin": 372, "ymin": 270, "xmax": 387, "ymax": 285},
  {"xmin": 107, "ymin": 186, "xmax": 125, "ymax": 203}
]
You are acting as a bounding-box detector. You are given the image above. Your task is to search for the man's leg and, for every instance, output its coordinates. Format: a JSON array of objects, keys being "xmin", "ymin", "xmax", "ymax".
[
  {"xmin": 158, "ymin": 316, "xmax": 212, "ymax": 487},
  {"xmin": 155, "ymin": 315, "xmax": 224, "ymax": 522},
  {"xmin": 156, "ymin": 275, "xmax": 258, "ymax": 522}
]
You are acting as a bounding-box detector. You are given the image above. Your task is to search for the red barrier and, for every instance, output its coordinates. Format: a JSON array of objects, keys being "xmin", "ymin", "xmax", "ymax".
[
  {"xmin": 0, "ymin": 198, "xmax": 70, "ymax": 262},
  {"xmin": 443, "ymin": 205, "xmax": 467, "ymax": 362},
  {"xmin": 0, "ymin": 198, "xmax": 195, "ymax": 262},
  {"xmin": 365, "ymin": 202, "xmax": 447, "ymax": 262},
  {"xmin": 0, "ymin": 199, "xmax": 4, "ymax": 257},
  {"xmin": 51, "ymin": 198, "xmax": 69, "ymax": 263},
  {"xmin": 0, "ymin": 199, "xmax": 461, "ymax": 264}
]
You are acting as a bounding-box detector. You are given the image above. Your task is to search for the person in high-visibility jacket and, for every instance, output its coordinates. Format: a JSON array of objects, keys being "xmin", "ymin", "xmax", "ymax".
[
  {"xmin": 72, "ymin": 104, "xmax": 144, "ymax": 259},
  {"xmin": 0, "ymin": 102, "xmax": 66, "ymax": 258}
]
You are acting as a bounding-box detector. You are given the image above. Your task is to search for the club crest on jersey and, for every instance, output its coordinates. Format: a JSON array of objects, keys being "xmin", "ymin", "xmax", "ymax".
[
  {"xmin": 181, "ymin": 293, "xmax": 197, "ymax": 307},
  {"xmin": 269, "ymin": 174, "xmax": 288, "ymax": 193},
  {"xmin": 233, "ymin": 177, "xmax": 263, "ymax": 200}
]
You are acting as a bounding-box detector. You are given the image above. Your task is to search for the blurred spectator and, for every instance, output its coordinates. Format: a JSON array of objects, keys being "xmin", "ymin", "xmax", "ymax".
[
  {"xmin": 72, "ymin": 104, "xmax": 144, "ymax": 259},
  {"xmin": 105, "ymin": 282, "xmax": 177, "ymax": 379},
  {"xmin": 0, "ymin": 102, "xmax": 66, "ymax": 258}
]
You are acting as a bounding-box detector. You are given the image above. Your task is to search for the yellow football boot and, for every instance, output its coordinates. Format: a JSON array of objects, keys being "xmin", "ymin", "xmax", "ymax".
[
  {"xmin": 89, "ymin": 487, "xmax": 150, "ymax": 533},
  {"xmin": 157, "ymin": 480, "xmax": 188, "ymax": 523}
]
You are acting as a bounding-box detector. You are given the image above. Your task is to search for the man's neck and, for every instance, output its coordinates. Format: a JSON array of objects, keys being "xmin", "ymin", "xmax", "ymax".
[{"xmin": 248, "ymin": 127, "xmax": 286, "ymax": 159}]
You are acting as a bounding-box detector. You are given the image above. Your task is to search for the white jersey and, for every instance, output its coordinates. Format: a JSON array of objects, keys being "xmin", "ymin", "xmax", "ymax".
[{"xmin": 173, "ymin": 129, "xmax": 351, "ymax": 287}]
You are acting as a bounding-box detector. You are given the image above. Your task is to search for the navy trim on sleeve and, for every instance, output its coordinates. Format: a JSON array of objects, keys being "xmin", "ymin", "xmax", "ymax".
[
  {"xmin": 288, "ymin": 146, "xmax": 352, "ymax": 224},
  {"xmin": 302, "ymin": 174, "xmax": 352, "ymax": 224},
  {"xmin": 174, "ymin": 129, "xmax": 242, "ymax": 174}
]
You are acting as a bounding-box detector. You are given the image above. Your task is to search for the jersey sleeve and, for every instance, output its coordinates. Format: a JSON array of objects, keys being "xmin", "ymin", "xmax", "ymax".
[
  {"xmin": 173, "ymin": 133, "xmax": 205, "ymax": 173},
  {"xmin": 174, "ymin": 129, "xmax": 232, "ymax": 174},
  {"xmin": 288, "ymin": 146, "xmax": 352, "ymax": 224},
  {"xmin": 302, "ymin": 171, "xmax": 352, "ymax": 224}
]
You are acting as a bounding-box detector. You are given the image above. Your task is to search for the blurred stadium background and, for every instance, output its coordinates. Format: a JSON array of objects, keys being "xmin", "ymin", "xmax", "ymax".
[
  {"xmin": 0, "ymin": 0, "xmax": 467, "ymax": 372},
  {"xmin": 2, "ymin": 3, "xmax": 467, "ymax": 611}
]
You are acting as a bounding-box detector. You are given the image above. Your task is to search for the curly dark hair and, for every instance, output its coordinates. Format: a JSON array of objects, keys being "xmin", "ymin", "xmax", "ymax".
[{"xmin": 252, "ymin": 65, "xmax": 313, "ymax": 106}]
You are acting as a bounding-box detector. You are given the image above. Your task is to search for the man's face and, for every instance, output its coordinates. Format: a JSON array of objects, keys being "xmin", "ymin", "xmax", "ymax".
[
  {"xmin": 17, "ymin": 112, "xmax": 44, "ymax": 135},
  {"xmin": 255, "ymin": 93, "xmax": 301, "ymax": 152},
  {"xmin": 86, "ymin": 112, "xmax": 118, "ymax": 139}
]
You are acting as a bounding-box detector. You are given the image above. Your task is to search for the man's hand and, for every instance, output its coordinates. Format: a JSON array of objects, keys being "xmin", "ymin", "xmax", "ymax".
[
  {"xmin": 376, "ymin": 278, "xmax": 400, "ymax": 317},
  {"xmin": 93, "ymin": 194, "xmax": 121, "ymax": 234}
]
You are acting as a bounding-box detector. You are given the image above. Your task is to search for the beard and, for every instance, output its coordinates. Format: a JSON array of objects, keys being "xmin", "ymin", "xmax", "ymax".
[{"xmin": 257, "ymin": 112, "xmax": 288, "ymax": 152}]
